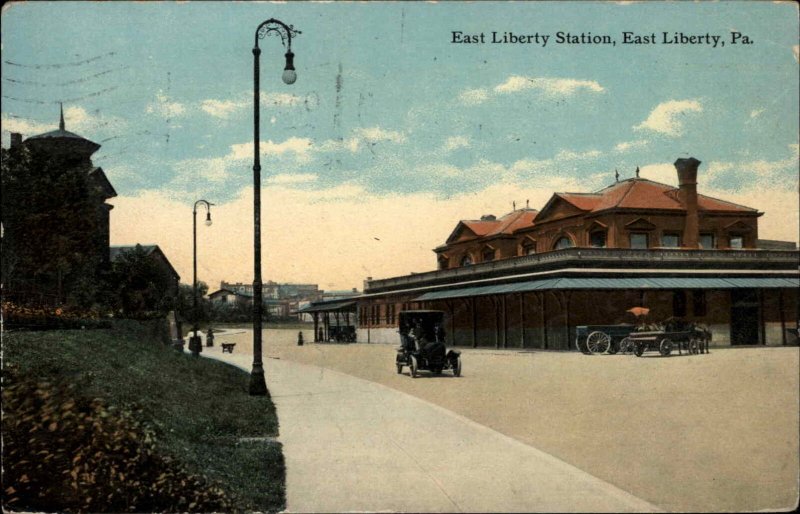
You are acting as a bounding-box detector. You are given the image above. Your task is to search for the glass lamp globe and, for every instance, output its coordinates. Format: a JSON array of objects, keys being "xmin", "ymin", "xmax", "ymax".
[{"xmin": 282, "ymin": 68, "xmax": 297, "ymax": 85}]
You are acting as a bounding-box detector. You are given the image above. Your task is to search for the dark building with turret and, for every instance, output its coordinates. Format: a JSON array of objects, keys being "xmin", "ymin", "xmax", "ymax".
[{"xmin": 3, "ymin": 106, "xmax": 117, "ymax": 303}]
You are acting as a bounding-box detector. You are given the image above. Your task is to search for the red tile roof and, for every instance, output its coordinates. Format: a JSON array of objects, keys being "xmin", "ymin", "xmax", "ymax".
[
  {"xmin": 556, "ymin": 178, "xmax": 758, "ymax": 214},
  {"xmin": 461, "ymin": 209, "xmax": 538, "ymax": 239}
]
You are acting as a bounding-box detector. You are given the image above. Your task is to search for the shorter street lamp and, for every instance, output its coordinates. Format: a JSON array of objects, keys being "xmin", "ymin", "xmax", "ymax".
[{"xmin": 190, "ymin": 199, "xmax": 214, "ymax": 357}]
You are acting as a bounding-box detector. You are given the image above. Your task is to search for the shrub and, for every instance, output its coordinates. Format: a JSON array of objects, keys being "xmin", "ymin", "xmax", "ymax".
[{"xmin": 2, "ymin": 368, "xmax": 234, "ymax": 513}]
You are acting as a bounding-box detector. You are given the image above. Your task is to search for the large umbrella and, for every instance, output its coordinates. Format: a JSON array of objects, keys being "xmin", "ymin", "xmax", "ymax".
[{"xmin": 626, "ymin": 306, "xmax": 650, "ymax": 317}]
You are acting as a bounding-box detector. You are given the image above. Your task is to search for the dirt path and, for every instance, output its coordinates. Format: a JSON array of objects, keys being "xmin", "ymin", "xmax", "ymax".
[{"xmin": 217, "ymin": 328, "xmax": 799, "ymax": 512}]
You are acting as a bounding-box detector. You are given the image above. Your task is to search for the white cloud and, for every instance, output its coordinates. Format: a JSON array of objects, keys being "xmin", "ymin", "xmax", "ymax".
[
  {"xmin": 317, "ymin": 126, "xmax": 406, "ymax": 154},
  {"xmin": 614, "ymin": 139, "xmax": 648, "ymax": 153},
  {"xmin": 200, "ymin": 98, "xmax": 247, "ymax": 119},
  {"xmin": 634, "ymin": 99, "xmax": 703, "ymax": 137},
  {"xmin": 267, "ymin": 173, "xmax": 318, "ymax": 185},
  {"xmin": 1, "ymin": 114, "xmax": 51, "ymax": 143},
  {"xmin": 460, "ymin": 77, "xmax": 603, "ymax": 106},
  {"xmin": 442, "ymin": 136, "xmax": 470, "ymax": 152},
  {"xmin": 146, "ymin": 90, "xmax": 186, "ymax": 119},
  {"xmin": 494, "ymin": 76, "xmax": 604, "ymax": 96},
  {"xmin": 355, "ymin": 126, "xmax": 406, "ymax": 144},
  {"xmin": 458, "ymin": 88, "xmax": 489, "ymax": 105},
  {"xmin": 200, "ymin": 91, "xmax": 306, "ymax": 119},
  {"xmin": 229, "ymin": 137, "xmax": 313, "ymax": 162}
]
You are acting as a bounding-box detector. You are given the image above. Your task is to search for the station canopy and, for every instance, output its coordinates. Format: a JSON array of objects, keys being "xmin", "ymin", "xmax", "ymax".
[
  {"xmin": 296, "ymin": 300, "xmax": 357, "ymax": 313},
  {"xmin": 413, "ymin": 276, "xmax": 799, "ymax": 302}
]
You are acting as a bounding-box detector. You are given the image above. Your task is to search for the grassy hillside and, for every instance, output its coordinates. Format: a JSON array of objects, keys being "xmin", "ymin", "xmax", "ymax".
[{"xmin": 2, "ymin": 320, "xmax": 285, "ymax": 512}]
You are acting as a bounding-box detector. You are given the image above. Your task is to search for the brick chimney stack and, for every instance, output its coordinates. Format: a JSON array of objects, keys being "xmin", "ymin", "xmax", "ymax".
[
  {"xmin": 10, "ymin": 133, "xmax": 22, "ymax": 148},
  {"xmin": 674, "ymin": 157, "xmax": 701, "ymax": 249}
]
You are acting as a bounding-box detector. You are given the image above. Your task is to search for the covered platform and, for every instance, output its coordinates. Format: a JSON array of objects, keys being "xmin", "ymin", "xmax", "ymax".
[{"xmin": 297, "ymin": 299, "xmax": 358, "ymax": 342}]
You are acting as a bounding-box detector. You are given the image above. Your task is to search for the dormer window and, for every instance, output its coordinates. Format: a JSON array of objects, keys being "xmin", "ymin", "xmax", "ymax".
[
  {"xmin": 589, "ymin": 231, "xmax": 607, "ymax": 248},
  {"xmin": 630, "ymin": 233, "xmax": 649, "ymax": 249},
  {"xmin": 661, "ymin": 233, "xmax": 680, "ymax": 248},
  {"xmin": 520, "ymin": 239, "xmax": 537, "ymax": 256},
  {"xmin": 482, "ymin": 247, "xmax": 496, "ymax": 262},
  {"xmin": 729, "ymin": 235, "xmax": 744, "ymax": 249},
  {"xmin": 699, "ymin": 233, "xmax": 715, "ymax": 249},
  {"xmin": 553, "ymin": 236, "xmax": 574, "ymax": 250},
  {"xmin": 438, "ymin": 255, "xmax": 449, "ymax": 270},
  {"xmin": 460, "ymin": 254, "xmax": 474, "ymax": 267}
]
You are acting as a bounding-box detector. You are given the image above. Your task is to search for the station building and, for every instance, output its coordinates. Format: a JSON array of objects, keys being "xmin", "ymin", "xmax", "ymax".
[{"xmin": 356, "ymin": 158, "xmax": 799, "ymax": 349}]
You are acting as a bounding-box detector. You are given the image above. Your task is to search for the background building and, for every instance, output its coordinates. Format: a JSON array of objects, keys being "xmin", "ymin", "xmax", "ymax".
[{"xmin": 358, "ymin": 158, "xmax": 799, "ymax": 348}]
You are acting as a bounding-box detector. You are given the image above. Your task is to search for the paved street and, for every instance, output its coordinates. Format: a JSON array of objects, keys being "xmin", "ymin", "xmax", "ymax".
[
  {"xmin": 203, "ymin": 328, "xmax": 799, "ymax": 512},
  {"xmin": 203, "ymin": 333, "xmax": 659, "ymax": 513}
]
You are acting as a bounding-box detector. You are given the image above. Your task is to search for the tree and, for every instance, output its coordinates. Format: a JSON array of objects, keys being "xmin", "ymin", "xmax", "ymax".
[
  {"xmin": 108, "ymin": 245, "xmax": 176, "ymax": 317},
  {"xmin": 1, "ymin": 145, "xmax": 102, "ymax": 307},
  {"xmin": 176, "ymin": 281, "xmax": 210, "ymax": 324}
]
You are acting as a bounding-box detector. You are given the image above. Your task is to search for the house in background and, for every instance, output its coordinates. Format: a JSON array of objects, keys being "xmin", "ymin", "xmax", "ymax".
[{"xmin": 109, "ymin": 245, "xmax": 180, "ymax": 295}]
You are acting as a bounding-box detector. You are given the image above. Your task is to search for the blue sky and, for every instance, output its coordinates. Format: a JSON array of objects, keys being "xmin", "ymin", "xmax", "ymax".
[{"xmin": 2, "ymin": 1, "xmax": 798, "ymax": 290}]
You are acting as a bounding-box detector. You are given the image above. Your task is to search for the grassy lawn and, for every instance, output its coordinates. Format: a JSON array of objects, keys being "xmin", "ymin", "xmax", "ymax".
[{"xmin": 3, "ymin": 320, "xmax": 285, "ymax": 512}]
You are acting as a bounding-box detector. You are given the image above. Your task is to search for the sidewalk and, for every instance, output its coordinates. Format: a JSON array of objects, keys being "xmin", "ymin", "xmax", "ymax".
[{"xmin": 203, "ymin": 337, "xmax": 659, "ymax": 513}]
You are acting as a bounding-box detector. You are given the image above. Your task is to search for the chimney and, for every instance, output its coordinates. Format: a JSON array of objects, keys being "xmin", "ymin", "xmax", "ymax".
[
  {"xmin": 480, "ymin": 214, "xmax": 496, "ymax": 221},
  {"xmin": 674, "ymin": 157, "xmax": 701, "ymax": 249},
  {"xmin": 10, "ymin": 133, "xmax": 22, "ymax": 148}
]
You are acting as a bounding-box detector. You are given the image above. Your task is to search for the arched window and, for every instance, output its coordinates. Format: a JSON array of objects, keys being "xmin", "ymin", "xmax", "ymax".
[
  {"xmin": 553, "ymin": 236, "xmax": 574, "ymax": 250},
  {"xmin": 460, "ymin": 254, "xmax": 474, "ymax": 267},
  {"xmin": 482, "ymin": 247, "xmax": 496, "ymax": 262}
]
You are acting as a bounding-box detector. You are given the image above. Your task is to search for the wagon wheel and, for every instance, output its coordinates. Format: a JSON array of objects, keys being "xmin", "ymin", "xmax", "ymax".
[
  {"xmin": 618, "ymin": 337, "xmax": 634, "ymax": 354},
  {"xmin": 409, "ymin": 356, "xmax": 418, "ymax": 378},
  {"xmin": 586, "ymin": 331, "xmax": 612, "ymax": 354},
  {"xmin": 575, "ymin": 337, "xmax": 589, "ymax": 354},
  {"xmin": 453, "ymin": 357, "xmax": 462, "ymax": 377},
  {"xmin": 659, "ymin": 339, "xmax": 673, "ymax": 356}
]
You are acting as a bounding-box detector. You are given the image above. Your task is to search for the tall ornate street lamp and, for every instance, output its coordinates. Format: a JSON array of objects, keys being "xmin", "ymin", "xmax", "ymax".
[
  {"xmin": 190, "ymin": 199, "xmax": 214, "ymax": 357},
  {"xmin": 250, "ymin": 19, "xmax": 300, "ymax": 395}
]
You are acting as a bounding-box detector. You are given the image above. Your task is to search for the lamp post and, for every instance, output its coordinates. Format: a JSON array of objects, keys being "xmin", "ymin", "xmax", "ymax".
[
  {"xmin": 190, "ymin": 199, "xmax": 213, "ymax": 357},
  {"xmin": 250, "ymin": 19, "xmax": 300, "ymax": 396}
]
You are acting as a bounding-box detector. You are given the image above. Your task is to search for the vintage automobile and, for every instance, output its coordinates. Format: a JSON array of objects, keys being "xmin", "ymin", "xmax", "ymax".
[{"xmin": 395, "ymin": 310, "xmax": 461, "ymax": 378}]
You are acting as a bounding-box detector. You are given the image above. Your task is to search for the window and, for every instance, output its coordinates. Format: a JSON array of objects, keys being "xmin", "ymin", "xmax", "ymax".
[
  {"xmin": 553, "ymin": 236, "xmax": 574, "ymax": 250},
  {"xmin": 729, "ymin": 235, "xmax": 744, "ymax": 249},
  {"xmin": 589, "ymin": 231, "xmax": 607, "ymax": 248},
  {"xmin": 692, "ymin": 290, "xmax": 707, "ymax": 317},
  {"xmin": 629, "ymin": 233, "xmax": 648, "ymax": 249},
  {"xmin": 482, "ymin": 248, "xmax": 496, "ymax": 262},
  {"xmin": 673, "ymin": 291, "xmax": 687, "ymax": 317},
  {"xmin": 699, "ymin": 234, "xmax": 715, "ymax": 249},
  {"xmin": 661, "ymin": 233, "xmax": 680, "ymax": 248},
  {"xmin": 460, "ymin": 254, "xmax": 473, "ymax": 266},
  {"xmin": 520, "ymin": 239, "xmax": 536, "ymax": 255}
]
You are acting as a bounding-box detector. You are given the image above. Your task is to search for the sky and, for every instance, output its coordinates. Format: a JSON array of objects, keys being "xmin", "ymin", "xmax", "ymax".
[{"xmin": 2, "ymin": 1, "xmax": 798, "ymax": 291}]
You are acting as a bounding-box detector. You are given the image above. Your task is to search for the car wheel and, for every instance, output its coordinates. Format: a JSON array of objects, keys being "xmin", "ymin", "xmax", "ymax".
[
  {"xmin": 619, "ymin": 337, "xmax": 634, "ymax": 354},
  {"xmin": 410, "ymin": 356, "xmax": 418, "ymax": 378},
  {"xmin": 453, "ymin": 357, "xmax": 461, "ymax": 377},
  {"xmin": 659, "ymin": 340, "xmax": 673, "ymax": 356},
  {"xmin": 586, "ymin": 331, "xmax": 611, "ymax": 354}
]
